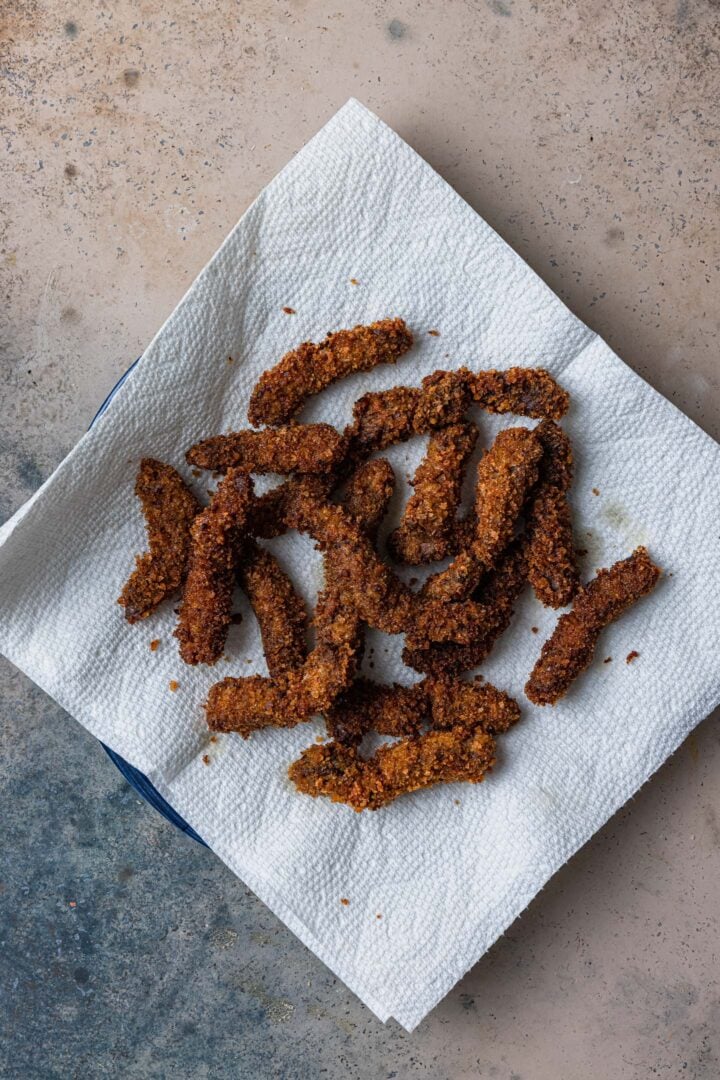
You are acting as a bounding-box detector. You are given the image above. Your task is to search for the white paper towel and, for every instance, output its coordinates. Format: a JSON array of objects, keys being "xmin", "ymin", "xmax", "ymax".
[{"xmin": 1, "ymin": 99, "xmax": 719, "ymax": 1031}]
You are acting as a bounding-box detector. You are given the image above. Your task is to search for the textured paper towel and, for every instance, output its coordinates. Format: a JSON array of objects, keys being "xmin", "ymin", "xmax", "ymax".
[{"xmin": 1, "ymin": 99, "xmax": 720, "ymax": 1031}]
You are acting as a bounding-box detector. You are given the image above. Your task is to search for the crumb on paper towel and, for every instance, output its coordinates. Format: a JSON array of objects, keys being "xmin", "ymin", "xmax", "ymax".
[
  {"xmin": 603, "ymin": 657, "xmax": 612, "ymax": 664},
  {"xmin": 149, "ymin": 638, "xmax": 160, "ymax": 652},
  {"xmin": 340, "ymin": 898, "xmax": 350, "ymax": 906},
  {"xmin": 191, "ymin": 469, "xmax": 202, "ymax": 478},
  {"xmin": 626, "ymin": 650, "xmax": 640, "ymax": 664},
  {"xmin": 169, "ymin": 680, "xmax": 179, "ymax": 692},
  {"xmin": 376, "ymin": 913, "xmax": 382, "ymax": 919},
  {"xmin": 592, "ymin": 487, "xmax": 600, "ymax": 496},
  {"xmin": 202, "ymin": 754, "xmax": 211, "ymax": 765},
  {"xmin": 454, "ymin": 799, "xmax": 461, "ymax": 806},
  {"xmin": 349, "ymin": 278, "xmax": 359, "ymax": 285},
  {"xmin": 209, "ymin": 734, "xmax": 218, "ymax": 743},
  {"xmin": 227, "ymin": 356, "xmax": 234, "ymax": 364},
  {"xmin": 282, "ymin": 306, "xmax": 296, "ymax": 315},
  {"xmin": 428, "ymin": 329, "xmax": 440, "ymax": 336},
  {"xmin": 531, "ymin": 626, "xmax": 539, "ymax": 634}
]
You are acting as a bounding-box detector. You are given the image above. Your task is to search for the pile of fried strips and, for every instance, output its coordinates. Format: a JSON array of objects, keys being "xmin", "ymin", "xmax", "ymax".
[{"xmin": 118, "ymin": 318, "xmax": 661, "ymax": 811}]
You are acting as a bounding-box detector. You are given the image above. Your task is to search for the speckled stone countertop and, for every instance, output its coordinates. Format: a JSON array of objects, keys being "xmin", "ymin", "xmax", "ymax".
[{"xmin": 2, "ymin": 3, "xmax": 719, "ymax": 1077}]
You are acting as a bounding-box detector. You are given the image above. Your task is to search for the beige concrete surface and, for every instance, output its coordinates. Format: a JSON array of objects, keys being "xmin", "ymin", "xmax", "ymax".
[{"xmin": 1, "ymin": 2, "xmax": 719, "ymax": 1077}]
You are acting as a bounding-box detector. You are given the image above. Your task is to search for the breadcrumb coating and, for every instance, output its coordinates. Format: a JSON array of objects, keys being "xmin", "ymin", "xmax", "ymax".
[
  {"xmin": 288, "ymin": 726, "xmax": 496, "ymax": 810},
  {"xmin": 248, "ymin": 317, "xmax": 413, "ymax": 426},
  {"xmin": 186, "ymin": 423, "xmax": 346, "ymax": 475},
  {"xmin": 423, "ymin": 426, "xmax": 542, "ymax": 602},
  {"xmin": 525, "ymin": 546, "xmax": 661, "ymax": 705},
  {"xmin": 388, "ymin": 422, "xmax": 478, "ymax": 564},
  {"xmin": 470, "ymin": 367, "xmax": 569, "ymax": 420},
  {"xmin": 526, "ymin": 419, "xmax": 580, "ymax": 609},
  {"xmin": 175, "ymin": 469, "xmax": 253, "ymax": 665},
  {"xmin": 118, "ymin": 458, "xmax": 201, "ymax": 623},
  {"xmin": 238, "ymin": 541, "xmax": 307, "ymax": 678}
]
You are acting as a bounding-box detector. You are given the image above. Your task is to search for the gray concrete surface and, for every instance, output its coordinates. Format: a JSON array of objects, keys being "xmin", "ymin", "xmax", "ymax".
[{"xmin": 1, "ymin": 1, "xmax": 719, "ymax": 1077}]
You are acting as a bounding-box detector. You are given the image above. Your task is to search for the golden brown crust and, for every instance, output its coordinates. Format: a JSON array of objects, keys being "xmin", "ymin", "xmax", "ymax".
[
  {"xmin": 186, "ymin": 423, "xmax": 346, "ymax": 475},
  {"xmin": 525, "ymin": 420, "xmax": 579, "ymax": 609},
  {"xmin": 174, "ymin": 469, "xmax": 253, "ymax": 665},
  {"xmin": 388, "ymin": 422, "xmax": 478, "ymax": 564},
  {"xmin": 288, "ymin": 726, "xmax": 496, "ymax": 810},
  {"xmin": 238, "ymin": 541, "xmax": 307, "ymax": 678},
  {"xmin": 422, "ymin": 426, "xmax": 542, "ymax": 603},
  {"xmin": 284, "ymin": 480, "xmax": 415, "ymax": 635},
  {"xmin": 339, "ymin": 458, "xmax": 396, "ymax": 538},
  {"xmin": 403, "ymin": 534, "xmax": 529, "ymax": 675},
  {"xmin": 525, "ymin": 546, "xmax": 661, "ymax": 705},
  {"xmin": 118, "ymin": 459, "xmax": 202, "ymax": 623},
  {"xmin": 470, "ymin": 367, "xmax": 569, "ymax": 419},
  {"xmin": 248, "ymin": 317, "xmax": 414, "ymax": 426},
  {"xmin": 325, "ymin": 679, "xmax": 430, "ymax": 744},
  {"xmin": 425, "ymin": 675, "xmax": 520, "ymax": 734}
]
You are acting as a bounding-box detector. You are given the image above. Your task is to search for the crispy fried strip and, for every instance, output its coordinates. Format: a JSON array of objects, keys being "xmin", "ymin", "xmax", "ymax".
[
  {"xmin": 175, "ymin": 469, "xmax": 253, "ymax": 665},
  {"xmin": 325, "ymin": 679, "xmax": 430, "ymax": 744},
  {"xmin": 248, "ymin": 317, "xmax": 414, "ymax": 427},
  {"xmin": 339, "ymin": 458, "xmax": 396, "ymax": 538},
  {"xmin": 470, "ymin": 367, "xmax": 569, "ymax": 420},
  {"xmin": 118, "ymin": 458, "xmax": 202, "ymax": 623},
  {"xmin": 249, "ymin": 476, "xmax": 333, "ymax": 539},
  {"xmin": 403, "ymin": 534, "xmax": 529, "ymax": 675},
  {"xmin": 326, "ymin": 674, "xmax": 519, "ymax": 745},
  {"xmin": 388, "ymin": 422, "xmax": 478, "ymax": 564},
  {"xmin": 525, "ymin": 546, "xmax": 661, "ymax": 705},
  {"xmin": 186, "ymin": 423, "xmax": 345, "ymax": 475},
  {"xmin": 344, "ymin": 369, "xmax": 472, "ymax": 464},
  {"xmin": 525, "ymin": 419, "xmax": 580, "ymax": 609},
  {"xmin": 425, "ymin": 675, "xmax": 520, "ymax": 734},
  {"xmin": 284, "ymin": 481, "xmax": 415, "ymax": 635},
  {"xmin": 205, "ymin": 461, "xmax": 395, "ymax": 736},
  {"xmin": 288, "ymin": 726, "xmax": 496, "ymax": 811},
  {"xmin": 237, "ymin": 541, "xmax": 307, "ymax": 678},
  {"xmin": 422, "ymin": 426, "xmax": 542, "ymax": 603}
]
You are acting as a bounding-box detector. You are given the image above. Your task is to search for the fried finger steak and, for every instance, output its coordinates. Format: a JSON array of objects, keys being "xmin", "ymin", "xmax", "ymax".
[
  {"xmin": 284, "ymin": 480, "xmax": 415, "ymax": 635},
  {"xmin": 186, "ymin": 423, "xmax": 345, "ymax": 475},
  {"xmin": 388, "ymin": 422, "xmax": 478, "ymax": 564},
  {"xmin": 238, "ymin": 541, "xmax": 308, "ymax": 678},
  {"xmin": 403, "ymin": 534, "xmax": 530, "ymax": 675},
  {"xmin": 248, "ymin": 317, "xmax": 414, "ymax": 427},
  {"xmin": 526, "ymin": 419, "xmax": 580, "ymax": 608},
  {"xmin": 288, "ymin": 726, "xmax": 496, "ymax": 811},
  {"xmin": 525, "ymin": 546, "xmax": 661, "ymax": 705},
  {"xmin": 118, "ymin": 458, "xmax": 202, "ymax": 623},
  {"xmin": 423, "ymin": 426, "xmax": 542, "ymax": 603},
  {"xmin": 175, "ymin": 469, "xmax": 253, "ymax": 665},
  {"xmin": 470, "ymin": 367, "xmax": 570, "ymax": 420},
  {"xmin": 205, "ymin": 460, "xmax": 396, "ymax": 737}
]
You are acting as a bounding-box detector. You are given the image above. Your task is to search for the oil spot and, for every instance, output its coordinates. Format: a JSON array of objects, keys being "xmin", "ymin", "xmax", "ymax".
[
  {"xmin": 208, "ymin": 926, "xmax": 238, "ymax": 949},
  {"xmin": 64, "ymin": 163, "xmax": 77, "ymax": 179},
  {"xmin": 605, "ymin": 226, "xmax": 625, "ymax": 246},
  {"xmin": 117, "ymin": 866, "xmax": 134, "ymax": 882},
  {"xmin": 60, "ymin": 305, "xmax": 80, "ymax": 322},
  {"xmin": 387, "ymin": 19, "xmax": 407, "ymax": 39},
  {"xmin": 245, "ymin": 982, "xmax": 295, "ymax": 1023},
  {"xmin": 487, "ymin": 0, "xmax": 512, "ymax": 15},
  {"xmin": 17, "ymin": 456, "xmax": 44, "ymax": 490},
  {"xmin": 123, "ymin": 68, "xmax": 140, "ymax": 88},
  {"xmin": 64, "ymin": 21, "xmax": 78, "ymax": 39},
  {"xmin": 73, "ymin": 967, "xmax": 89, "ymax": 984}
]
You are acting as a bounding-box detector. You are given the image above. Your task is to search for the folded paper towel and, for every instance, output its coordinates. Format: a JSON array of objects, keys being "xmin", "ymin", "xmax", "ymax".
[{"xmin": 1, "ymin": 99, "xmax": 719, "ymax": 1031}]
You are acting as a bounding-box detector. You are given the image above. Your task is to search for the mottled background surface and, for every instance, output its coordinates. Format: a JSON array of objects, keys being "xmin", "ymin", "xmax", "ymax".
[{"xmin": 1, "ymin": 2, "xmax": 719, "ymax": 1077}]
